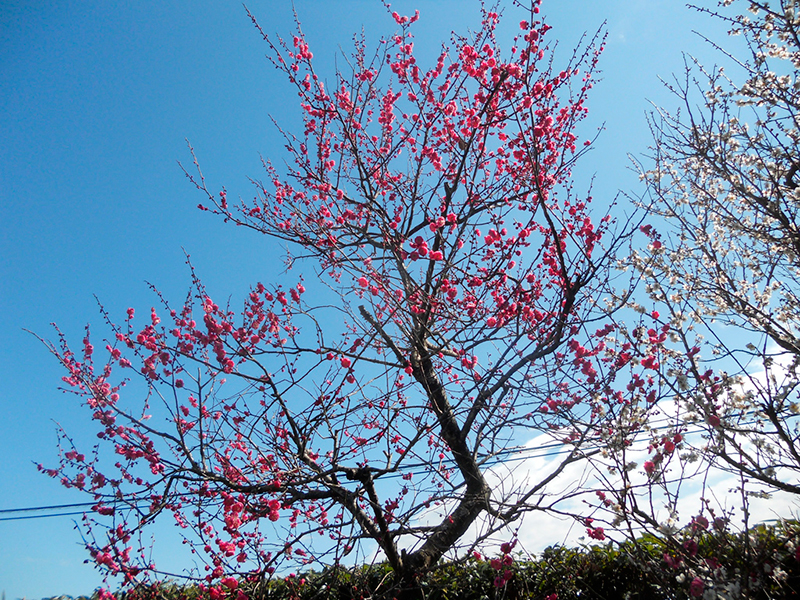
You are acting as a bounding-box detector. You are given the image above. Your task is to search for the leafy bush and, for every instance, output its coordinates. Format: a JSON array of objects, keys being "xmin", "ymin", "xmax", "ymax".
[{"xmin": 98, "ymin": 521, "xmax": 799, "ymax": 600}]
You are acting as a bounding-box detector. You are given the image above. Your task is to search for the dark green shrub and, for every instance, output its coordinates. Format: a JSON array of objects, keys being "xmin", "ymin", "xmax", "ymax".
[{"xmin": 98, "ymin": 522, "xmax": 800, "ymax": 600}]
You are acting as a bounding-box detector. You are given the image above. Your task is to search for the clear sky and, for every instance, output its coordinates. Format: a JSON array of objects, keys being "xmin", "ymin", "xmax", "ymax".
[{"xmin": 0, "ymin": 0, "xmax": 743, "ymax": 597}]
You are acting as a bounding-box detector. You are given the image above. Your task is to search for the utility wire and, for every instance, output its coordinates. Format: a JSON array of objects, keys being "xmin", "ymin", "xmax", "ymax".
[
  {"xmin": 0, "ymin": 502, "xmax": 96, "ymax": 513},
  {"xmin": 1, "ymin": 412, "xmax": 760, "ymax": 522},
  {"xmin": 0, "ymin": 511, "xmax": 88, "ymax": 522}
]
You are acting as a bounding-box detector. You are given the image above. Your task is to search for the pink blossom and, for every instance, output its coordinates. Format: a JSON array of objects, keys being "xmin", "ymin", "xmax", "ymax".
[
  {"xmin": 663, "ymin": 553, "xmax": 681, "ymax": 569},
  {"xmin": 500, "ymin": 540, "xmax": 515, "ymax": 553},
  {"xmin": 220, "ymin": 577, "xmax": 239, "ymax": 590},
  {"xmin": 587, "ymin": 526, "xmax": 605, "ymax": 540},
  {"xmin": 689, "ymin": 577, "xmax": 704, "ymax": 597}
]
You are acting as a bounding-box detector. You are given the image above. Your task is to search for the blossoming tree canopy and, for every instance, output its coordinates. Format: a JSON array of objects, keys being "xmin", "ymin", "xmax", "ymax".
[
  {"xmin": 576, "ymin": 2, "xmax": 800, "ymax": 596},
  {"xmin": 633, "ymin": 0, "xmax": 800, "ymax": 499},
  {"xmin": 40, "ymin": 0, "xmax": 642, "ymax": 589}
]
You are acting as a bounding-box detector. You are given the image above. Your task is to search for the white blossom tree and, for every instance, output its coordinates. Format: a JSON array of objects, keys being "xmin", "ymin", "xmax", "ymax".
[
  {"xmin": 584, "ymin": 1, "xmax": 800, "ymax": 595},
  {"xmin": 636, "ymin": 0, "xmax": 800, "ymax": 498}
]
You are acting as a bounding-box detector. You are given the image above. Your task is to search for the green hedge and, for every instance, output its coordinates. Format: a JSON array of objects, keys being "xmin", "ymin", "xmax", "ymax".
[{"xmin": 99, "ymin": 522, "xmax": 800, "ymax": 600}]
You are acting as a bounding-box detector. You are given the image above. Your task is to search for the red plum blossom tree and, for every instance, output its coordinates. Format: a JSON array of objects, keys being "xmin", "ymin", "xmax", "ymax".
[{"xmin": 39, "ymin": 0, "xmax": 647, "ymax": 591}]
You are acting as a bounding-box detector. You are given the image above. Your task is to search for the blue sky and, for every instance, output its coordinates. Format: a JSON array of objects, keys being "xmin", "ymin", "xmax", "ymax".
[{"xmin": 0, "ymin": 1, "xmax": 734, "ymax": 597}]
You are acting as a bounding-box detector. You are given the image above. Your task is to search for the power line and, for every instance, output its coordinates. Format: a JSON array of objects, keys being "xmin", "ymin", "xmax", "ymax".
[
  {"xmin": 0, "ymin": 502, "xmax": 96, "ymax": 514},
  {"xmin": 0, "ymin": 511, "xmax": 88, "ymax": 522},
  {"xmin": 1, "ymin": 413, "xmax": 757, "ymax": 522}
]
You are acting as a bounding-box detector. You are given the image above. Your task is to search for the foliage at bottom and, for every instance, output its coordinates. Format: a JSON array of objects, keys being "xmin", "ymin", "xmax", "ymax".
[{"xmin": 88, "ymin": 522, "xmax": 800, "ymax": 600}]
